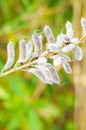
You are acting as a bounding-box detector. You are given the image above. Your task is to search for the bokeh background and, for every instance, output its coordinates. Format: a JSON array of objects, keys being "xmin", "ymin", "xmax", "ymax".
[{"xmin": 0, "ymin": 0, "xmax": 86, "ymax": 130}]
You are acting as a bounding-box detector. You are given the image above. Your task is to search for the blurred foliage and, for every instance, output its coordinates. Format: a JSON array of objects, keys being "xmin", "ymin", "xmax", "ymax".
[{"xmin": 0, "ymin": 0, "xmax": 75, "ymax": 130}]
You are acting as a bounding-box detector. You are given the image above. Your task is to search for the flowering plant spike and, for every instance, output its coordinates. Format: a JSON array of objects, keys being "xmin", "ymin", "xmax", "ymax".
[{"xmin": 0, "ymin": 18, "xmax": 86, "ymax": 84}]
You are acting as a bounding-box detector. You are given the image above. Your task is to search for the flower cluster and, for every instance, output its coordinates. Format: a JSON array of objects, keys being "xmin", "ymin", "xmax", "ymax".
[{"xmin": 0, "ymin": 17, "xmax": 86, "ymax": 84}]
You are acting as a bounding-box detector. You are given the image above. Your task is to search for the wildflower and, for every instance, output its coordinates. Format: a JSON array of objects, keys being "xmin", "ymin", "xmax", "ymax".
[
  {"xmin": 44, "ymin": 25, "xmax": 64, "ymax": 52},
  {"xmin": 62, "ymin": 21, "xmax": 83, "ymax": 61},
  {"xmin": 53, "ymin": 54, "xmax": 72, "ymax": 73}
]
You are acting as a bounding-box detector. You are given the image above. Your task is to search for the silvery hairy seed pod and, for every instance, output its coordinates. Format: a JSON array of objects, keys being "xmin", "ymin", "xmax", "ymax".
[
  {"xmin": 45, "ymin": 63, "xmax": 60, "ymax": 84},
  {"xmin": 56, "ymin": 33, "xmax": 64, "ymax": 49},
  {"xmin": 74, "ymin": 46, "xmax": 83, "ymax": 61},
  {"xmin": 44, "ymin": 25, "xmax": 55, "ymax": 44},
  {"xmin": 66, "ymin": 21, "xmax": 73, "ymax": 39},
  {"xmin": 1, "ymin": 41, "xmax": 15, "ymax": 73},
  {"xmin": 46, "ymin": 32, "xmax": 64, "ymax": 52},
  {"xmin": 28, "ymin": 63, "xmax": 60, "ymax": 84},
  {"xmin": 62, "ymin": 62, "xmax": 72, "ymax": 74},
  {"xmin": 81, "ymin": 17, "xmax": 86, "ymax": 36},
  {"xmin": 36, "ymin": 64, "xmax": 53, "ymax": 84},
  {"xmin": 28, "ymin": 67, "xmax": 47, "ymax": 83},
  {"xmin": 24, "ymin": 41, "xmax": 33, "ymax": 62},
  {"xmin": 15, "ymin": 39, "xmax": 26, "ymax": 67},
  {"xmin": 32, "ymin": 33, "xmax": 42, "ymax": 58}
]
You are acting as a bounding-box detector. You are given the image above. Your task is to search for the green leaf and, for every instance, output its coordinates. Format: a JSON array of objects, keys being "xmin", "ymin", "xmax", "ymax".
[
  {"xmin": 5, "ymin": 75, "xmax": 25, "ymax": 96},
  {"xmin": 27, "ymin": 106, "xmax": 43, "ymax": 130},
  {"xmin": 0, "ymin": 0, "xmax": 10, "ymax": 23},
  {"xmin": 7, "ymin": 115, "xmax": 21, "ymax": 130}
]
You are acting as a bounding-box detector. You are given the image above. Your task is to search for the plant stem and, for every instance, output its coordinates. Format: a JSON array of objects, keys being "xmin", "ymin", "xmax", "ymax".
[{"xmin": 0, "ymin": 60, "xmax": 36, "ymax": 78}]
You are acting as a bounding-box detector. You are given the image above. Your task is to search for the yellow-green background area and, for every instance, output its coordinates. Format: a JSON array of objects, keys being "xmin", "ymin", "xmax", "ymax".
[{"xmin": 0, "ymin": 0, "xmax": 81, "ymax": 130}]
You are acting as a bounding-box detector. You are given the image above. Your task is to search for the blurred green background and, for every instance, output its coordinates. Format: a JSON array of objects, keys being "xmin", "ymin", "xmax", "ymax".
[{"xmin": 0, "ymin": 0, "xmax": 79, "ymax": 130}]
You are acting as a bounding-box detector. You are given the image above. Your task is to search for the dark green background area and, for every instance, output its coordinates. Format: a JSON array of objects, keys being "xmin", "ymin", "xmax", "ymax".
[{"xmin": 0, "ymin": 0, "xmax": 75, "ymax": 130}]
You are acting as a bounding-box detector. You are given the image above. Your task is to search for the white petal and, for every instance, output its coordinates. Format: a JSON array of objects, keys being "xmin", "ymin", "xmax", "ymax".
[
  {"xmin": 40, "ymin": 51, "xmax": 48, "ymax": 57},
  {"xmin": 74, "ymin": 46, "xmax": 83, "ymax": 60},
  {"xmin": 71, "ymin": 38, "xmax": 78, "ymax": 43},
  {"xmin": 62, "ymin": 62, "xmax": 72, "ymax": 73},
  {"xmin": 81, "ymin": 17, "xmax": 86, "ymax": 36},
  {"xmin": 61, "ymin": 54, "xmax": 71, "ymax": 62},
  {"xmin": 44, "ymin": 25, "xmax": 55, "ymax": 44},
  {"xmin": 62, "ymin": 44, "xmax": 75, "ymax": 53},
  {"xmin": 39, "ymin": 35, "xmax": 43, "ymax": 43},
  {"xmin": 56, "ymin": 33, "xmax": 64, "ymax": 49},
  {"xmin": 24, "ymin": 41, "xmax": 33, "ymax": 62},
  {"xmin": 36, "ymin": 65, "xmax": 53, "ymax": 84},
  {"xmin": 18, "ymin": 39, "xmax": 26, "ymax": 63},
  {"xmin": 14, "ymin": 39, "xmax": 26, "ymax": 67},
  {"xmin": 47, "ymin": 44, "xmax": 57, "ymax": 52},
  {"xmin": 63, "ymin": 35, "xmax": 70, "ymax": 43},
  {"xmin": 53, "ymin": 55, "xmax": 62, "ymax": 66},
  {"xmin": 46, "ymin": 63, "xmax": 60, "ymax": 84},
  {"xmin": 1, "ymin": 41, "xmax": 15, "ymax": 72},
  {"xmin": 37, "ymin": 57, "xmax": 47, "ymax": 64},
  {"xmin": 66, "ymin": 21, "xmax": 73, "ymax": 39},
  {"xmin": 28, "ymin": 68, "xmax": 47, "ymax": 83},
  {"xmin": 32, "ymin": 33, "xmax": 42, "ymax": 58}
]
